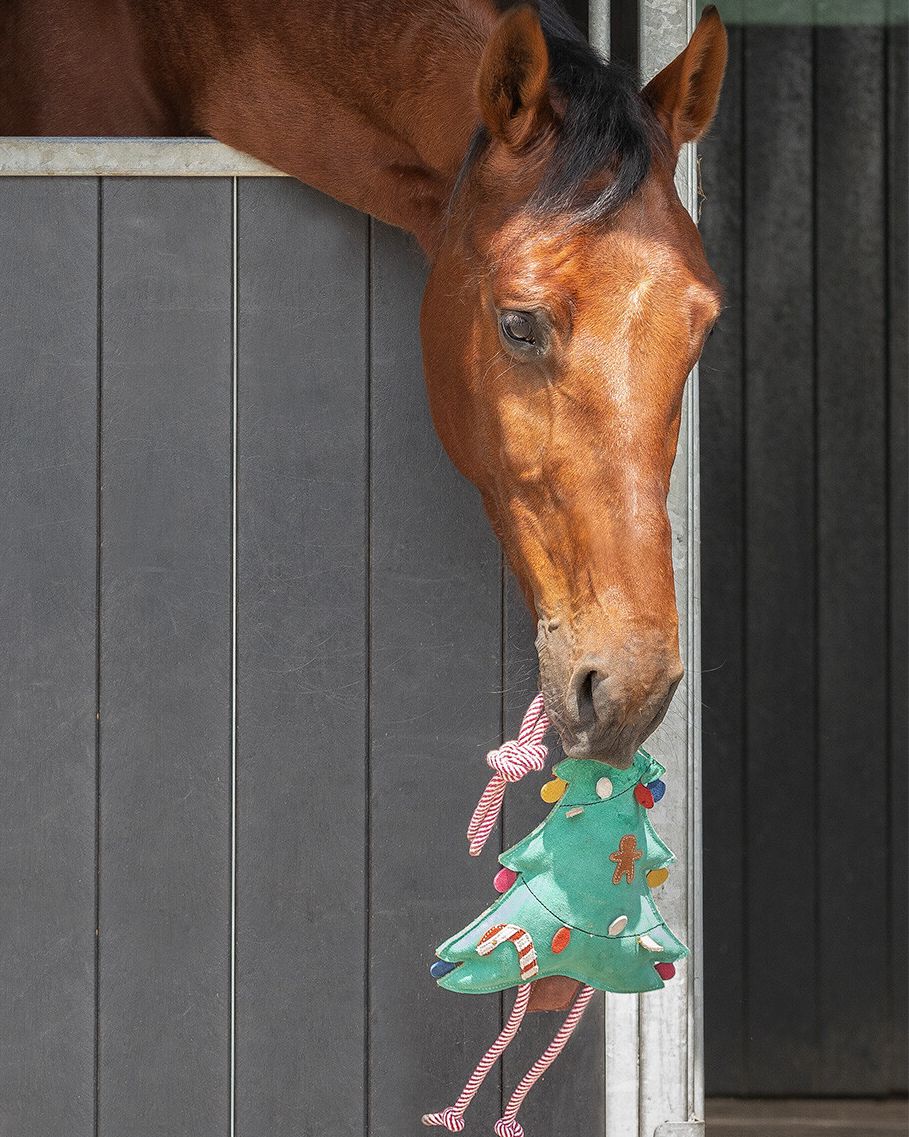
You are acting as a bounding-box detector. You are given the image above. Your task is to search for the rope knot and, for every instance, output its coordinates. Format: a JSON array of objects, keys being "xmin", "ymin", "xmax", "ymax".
[
  {"xmin": 422, "ymin": 1107, "xmax": 465, "ymax": 1131},
  {"xmin": 466, "ymin": 693, "xmax": 550, "ymax": 857},
  {"xmin": 494, "ymin": 1120, "xmax": 525, "ymax": 1137},
  {"xmin": 485, "ymin": 738, "xmax": 547, "ymax": 782}
]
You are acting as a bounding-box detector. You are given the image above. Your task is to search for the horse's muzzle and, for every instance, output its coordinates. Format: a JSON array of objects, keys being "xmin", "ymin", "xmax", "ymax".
[{"xmin": 536, "ymin": 621, "xmax": 683, "ymax": 768}]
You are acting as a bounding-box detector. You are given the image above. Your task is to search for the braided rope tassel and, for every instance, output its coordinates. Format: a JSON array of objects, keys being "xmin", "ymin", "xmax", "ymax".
[
  {"xmin": 493, "ymin": 984, "xmax": 597, "ymax": 1137},
  {"xmin": 466, "ymin": 693, "xmax": 550, "ymax": 857},
  {"xmin": 421, "ymin": 983, "xmax": 533, "ymax": 1131}
]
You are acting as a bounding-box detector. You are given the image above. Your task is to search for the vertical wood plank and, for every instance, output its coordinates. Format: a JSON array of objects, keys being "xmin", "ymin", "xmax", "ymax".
[
  {"xmin": 742, "ymin": 26, "xmax": 818, "ymax": 1094},
  {"xmin": 234, "ymin": 178, "xmax": 368, "ymax": 1135},
  {"xmin": 367, "ymin": 224, "xmax": 503, "ymax": 1137},
  {"xmin": 698, "ymin": 22, "xmax": 748, "ymax": 1098},
  {"xmin": 502, "ymin": 574, "xmax": 606, "ymax": 1137},
  {"xmin": 98, "ymin": 179, "xmax": 232, "ymax": 1136},
  {"xmin": 0, "ymin": 178, "xmax": 98, "ymax": 1136},
  {"xmin": 815, "ymin": 21, "xmax": 890, "ymax": 1095},
  {"xmin": 886, "ymin": 14, "xmax": 908, "ymax": 1095}
]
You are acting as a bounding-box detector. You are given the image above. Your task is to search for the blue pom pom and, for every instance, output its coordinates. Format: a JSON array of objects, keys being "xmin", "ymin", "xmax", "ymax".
[
  {"xmin": 647, "ymin": 778, "xmax": 666, "ymax": 802},
  {"xmin": 430, "ymin": 959, "xmax": 458, "ymax": 980}
]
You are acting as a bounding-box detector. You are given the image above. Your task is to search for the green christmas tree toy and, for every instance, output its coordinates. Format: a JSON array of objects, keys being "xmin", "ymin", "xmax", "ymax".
[{"xmin": 423, "ymin": 694, "xmax": 687, "ymax": 1136}]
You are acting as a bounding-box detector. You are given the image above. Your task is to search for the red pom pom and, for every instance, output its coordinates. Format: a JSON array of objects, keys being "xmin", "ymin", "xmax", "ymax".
[
  {"xmin": 654, "ymin": 962, "xmax": 676, "ymax": 981},
  {"xmin": 634, "ymin": 783, "xmax": 655, "ymax": 809}
]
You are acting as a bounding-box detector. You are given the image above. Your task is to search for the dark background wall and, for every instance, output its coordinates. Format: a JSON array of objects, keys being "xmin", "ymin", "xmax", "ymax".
[{"xmin": 697, "ymin": 15, "xmax": 908, "ymax": 1098}]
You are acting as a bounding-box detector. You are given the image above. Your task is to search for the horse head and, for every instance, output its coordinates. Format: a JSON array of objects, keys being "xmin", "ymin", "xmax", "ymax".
[{"xmin": 421, "ymin": 4, "xmax": 726, "ymax": 766}]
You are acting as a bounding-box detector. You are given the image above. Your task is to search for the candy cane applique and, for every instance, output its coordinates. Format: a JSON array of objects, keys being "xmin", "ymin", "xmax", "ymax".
[{"xmin": 477, "ymin": 923, "xmax": 539, "ymax": 981}]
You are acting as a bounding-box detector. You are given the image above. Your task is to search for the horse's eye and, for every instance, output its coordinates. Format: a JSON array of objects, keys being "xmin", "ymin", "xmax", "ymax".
[
  {"xmin": 499, "ymin": 309, "xmax": 545, "ymax": 356},
  {"xmin": 501, "ymin": 311, "xmax": 535, "ymax": 343}
]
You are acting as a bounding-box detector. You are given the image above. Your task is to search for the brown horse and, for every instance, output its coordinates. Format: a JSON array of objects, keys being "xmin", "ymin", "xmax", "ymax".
[{"xmin": 0, "ymin": 0, "xmax": 725, "ymax": 776}]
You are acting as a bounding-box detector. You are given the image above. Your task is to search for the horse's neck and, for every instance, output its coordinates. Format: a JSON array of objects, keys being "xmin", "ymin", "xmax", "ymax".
[
  {"xmin": 199, "ymin": 0, "xmax": 494, "ymax": 246},
  {"xmin": 0, "ymin": 0, "xmax": 194, "ymax": 136},
  {"xmin": 1, "ymin": 0, "xmax": 493, "ymax": 247}
]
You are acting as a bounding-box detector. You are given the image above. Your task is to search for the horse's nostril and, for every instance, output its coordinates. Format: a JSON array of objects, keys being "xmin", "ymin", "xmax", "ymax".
[
  {"xmin": 570, "ymin": 662, "xmax": 605, "ymax": 728},
  {"xmin": 578, "ymin": 670, "xmax": 595, "ymax": 719}
]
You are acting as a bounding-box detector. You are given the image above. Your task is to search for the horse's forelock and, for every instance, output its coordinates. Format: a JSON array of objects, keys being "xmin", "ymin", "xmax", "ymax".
[{"xmin": 453, "ymin": 1, "xmax": 665, "ymax": 225}]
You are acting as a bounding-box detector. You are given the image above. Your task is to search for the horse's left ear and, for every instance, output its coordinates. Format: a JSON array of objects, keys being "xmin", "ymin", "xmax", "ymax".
[
  {"xmin": 476, "ymin": 4, "xmax": 552, "ymax": 148},
  {"xmin": 643, "ymin": 5, "xmax": 727, "ymax": 149}
]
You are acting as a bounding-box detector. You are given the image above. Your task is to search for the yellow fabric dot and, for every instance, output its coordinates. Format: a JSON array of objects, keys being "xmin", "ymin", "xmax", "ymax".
[
  {"xmin": 646, "ymin": 868, "xmax": 669, "ymax": 888},
  {"xmin": 540, "ymin": 777, "xmax": 568, "ymax": 803}
]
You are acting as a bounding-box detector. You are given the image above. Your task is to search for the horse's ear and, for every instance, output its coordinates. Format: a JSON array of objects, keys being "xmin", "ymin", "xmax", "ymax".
[
  {"xmin": 476, "ymin": 4, "xmax": 551, "ymax": 147},
  {"xmin": 642, "ymin": 5, "xmax": 727, "ymax": 149}
]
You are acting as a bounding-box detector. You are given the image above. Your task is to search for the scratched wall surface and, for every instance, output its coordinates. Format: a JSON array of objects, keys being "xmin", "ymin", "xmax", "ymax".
[
  {"xmin": 0, "ymin": 175, "xmax": 618, "ymax": 1137},
  {"xmin": 698, "ymin": 15, "xmax": 908, "ymax": 1098}
]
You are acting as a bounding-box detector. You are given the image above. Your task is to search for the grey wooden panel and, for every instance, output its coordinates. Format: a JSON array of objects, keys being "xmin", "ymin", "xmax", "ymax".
[
  {"xmin": 98, "ymin": 179, "xmax": 232, "ymax": 1135},
  {"xmin": 366, "ymin": 224, "xmax": 503, "ymax": 1136},
  {"xmin": 234, "ymin": 179, "xmax": 368, "ymax": 1135},
  {"xmin": 698, "ymin": 22, "xmax": 747, "ymax": 1098},
  {"xmin": 742, "ymin": 27, "xmax": 818, "ymax": 1094},
  {"xmin": 815, "ymin": 24, "xmax": 890, "ymax": 1095},
  {"xmin": 0, "ymin": 178, "xmax": 98, "ymax": 1136},
  {"xmin": 886, "ymin": 16, "xmax": 908, "ymax": 1095},
  {"xmin": 501, "ymin": 573, "xmax": 606, "ymax": 1136}
]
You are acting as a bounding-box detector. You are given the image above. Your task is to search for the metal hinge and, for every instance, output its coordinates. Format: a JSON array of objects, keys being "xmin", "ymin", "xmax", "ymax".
[{"xmin": 653, "ymin": 1122, "xmax": 705, "ymax": 1137}]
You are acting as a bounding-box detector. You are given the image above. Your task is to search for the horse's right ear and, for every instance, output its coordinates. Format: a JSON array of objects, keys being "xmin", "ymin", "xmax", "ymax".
[
  {"xmin": 643, "ymin": 5, "xmax": 727, "ymax": 150},
  {"xmin": 476, "ymin": 4, "xmax": 551, "ymax": 147}
]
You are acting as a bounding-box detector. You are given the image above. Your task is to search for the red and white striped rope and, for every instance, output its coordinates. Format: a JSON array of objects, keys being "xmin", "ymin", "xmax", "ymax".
[
  {"xmin": 466, "ymin": 693, "xmax": 550, "ymax": 857},
  {"xmin": 477, "ymin": 923, "xmax": 539, "ymax": 981},
  {"xmin": 421, "ymin": 983, "xmax": 533, "ymax": 1132},
  {"xmin": 493, "ymin": 984, "xmax": 597, "ymax": 1137}
]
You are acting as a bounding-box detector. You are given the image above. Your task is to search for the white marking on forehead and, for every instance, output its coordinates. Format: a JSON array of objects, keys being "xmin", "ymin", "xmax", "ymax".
[{"xmin": 628, "ymin": 275, "xmax": 654, "ymax": 313}]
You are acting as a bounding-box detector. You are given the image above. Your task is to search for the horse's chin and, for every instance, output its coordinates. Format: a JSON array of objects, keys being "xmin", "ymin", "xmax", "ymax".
[{"xmin": 546, "ymin": 710, "xmax": 640, "ymax": 768}]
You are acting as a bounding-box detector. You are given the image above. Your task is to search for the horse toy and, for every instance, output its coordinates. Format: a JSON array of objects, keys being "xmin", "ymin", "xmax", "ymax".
[{"xmin": 423, "ymin": 694, "xmax": 686, "ymax": 1136}]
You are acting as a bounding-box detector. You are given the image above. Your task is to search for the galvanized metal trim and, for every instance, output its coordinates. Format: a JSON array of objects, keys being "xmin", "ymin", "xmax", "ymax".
[
  {"xmin": 0, "ymin": 138, "xmax": 286, "ymax": 177},
  {"xmin": 602, "ymin": 0, "xmax": 704, "ymax": 1135},
  {"xmin": 589, "ymin": 0, "xmax": 611, "ymax": 57}
]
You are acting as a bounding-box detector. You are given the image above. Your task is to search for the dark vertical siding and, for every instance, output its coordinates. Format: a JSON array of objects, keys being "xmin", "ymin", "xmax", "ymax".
[
  {"xmin": 700, "ymin": 18, "xmax": 908, "ymax": 1097},
  {"xmin": 744, "ymin": 25, "xmax": 818, "ymax": 1095},
  {"xmin": 886, "ymin": 14, "xmax": 908, "ymax": 1093},
  {"xmin": 815, "ymin": 24, "xmax": 890, "ymax": 1093},
  {"xmin": 0, "ymin": 178, "xmax": 98, "ymax": 1135},
  {"xmin": 698, "ymin": 22, "xmax": 747, "ymax": 1098},
  {"xmin": 97, "ymin": 178, "xmax": 233, "ymax": 1134},
  {"xmin": 234, "ymin": 179, "xmax": 369, "ymax": 1135}
]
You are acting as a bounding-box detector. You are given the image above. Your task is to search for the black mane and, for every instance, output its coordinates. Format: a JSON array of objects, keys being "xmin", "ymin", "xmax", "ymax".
[{"xmin": 456, "ymin": 0, "xmax": 662, "ymax": 222}]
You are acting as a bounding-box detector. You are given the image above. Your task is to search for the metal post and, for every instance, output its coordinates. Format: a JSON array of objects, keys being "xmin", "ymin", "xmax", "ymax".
[
  {"xmin": 589, "ymin": 0, "xmax": 611, "ymax": 57},
  {"xmin": 590, "ymin": 1, "xmax": 704, "ymax": 1134}
]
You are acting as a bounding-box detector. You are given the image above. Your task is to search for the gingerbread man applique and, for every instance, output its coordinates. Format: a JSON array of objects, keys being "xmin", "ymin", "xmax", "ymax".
[{"xmin": 609, "ymin": 834, "xmax": 642, "ymax": 884}]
